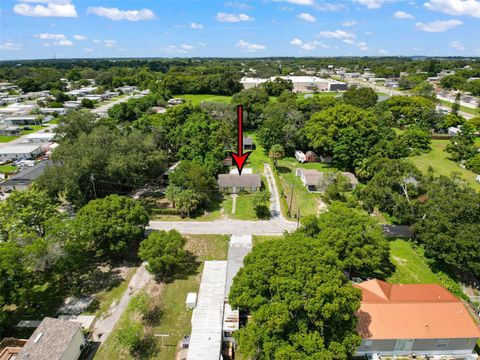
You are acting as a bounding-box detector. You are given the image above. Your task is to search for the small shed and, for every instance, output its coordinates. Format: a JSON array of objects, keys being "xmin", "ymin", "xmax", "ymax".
[
  {"xmin": 243, "ymin": 137, "xmax": 254, "ymax": 150},
  {"xmin": 186, "ymin": 292, "xmax": 197, "ymax": 310},
  {"xmin": 305, "ymin": 151, "xmax": 317, "ymax": 163},
  {"xmin": 223, "ymin": 155, "xmax": 232, "ymax": 167}
]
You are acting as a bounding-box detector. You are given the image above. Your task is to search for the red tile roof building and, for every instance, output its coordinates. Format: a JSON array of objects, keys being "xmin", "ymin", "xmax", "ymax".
[{"xmin": 355, "ymin": 279, "xmax": 480, "ymax": 356}]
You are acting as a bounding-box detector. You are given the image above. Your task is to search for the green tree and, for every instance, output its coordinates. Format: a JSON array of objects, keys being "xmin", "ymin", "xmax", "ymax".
[
  {"xmin": 0, "ymin": 189, "xmax": 57, "ymax": 240},
  {"xmin": 303, "ymin": 104, "xmax": 394, "ymax": 171},
  {"xmin": 268, "ymin": 144, "xmax": 285, "ymax": 167},
  {"xmin": 261, "ymin": 77, "xmax": 294, "ymax": 96},
  {"xmin": 298, "ymin": 202, "xmax": 393, "ymax": 278},
  {"xmin": 81, "ymin": 98, "xmax": 94, "ymax": 109},
  {"xmin": 229, "ymin": 237, "xmax": 361, "ymax": 360},
  {"xmin": 451, "ymin": 92, "xmax": 461, "ymax": 115},
  {"xmin": 253, "ymin": 191, "xmax": 271, "ymax": 219},
  {"xmin": 412, "ymin": 81, "xmax": 435, "ymax": 99},
  {"xmin": 465, "ymin": 153, "xmax": 480, "ymax": 174},
  {"xmin": 398, "ymin": 126, "xmax": 432, "ymax": 154},
  {"xmin": 231, "ymin": 87, "xmax": 270, "ymax": 129},
  {"xmin": 75, "ymin": 195, "xmax": 149, "ymax": 259},
  {"xmin": 414, "ymin": 175, "xmax": 480, "ymax": 277},
  {"xmin": 342, "ymin": 85, "xmax": 378, "ymax": 109},
  {"xmin": 138, "ymin": 230, "xmax": 187, "ymax": 279},
  {"xmin": 440, "ymin": 75, "xmax": 467, "ymax": 91},
  {"xmin": 359, "ymin": 159, "xmax": 423, "ymax": 224},
  {"xmin": 446, "ymin": 123, "xmax": 476, "ymax": 161}
]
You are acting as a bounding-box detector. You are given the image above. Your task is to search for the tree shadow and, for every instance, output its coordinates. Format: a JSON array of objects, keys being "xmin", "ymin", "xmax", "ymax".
[
  {"xmin": 276, "ymin": 166, "xmax": 291, "ymax": 174},
  {"xmin": 157, "ymin": 251, "xmax": 200, "ymax": 284}
]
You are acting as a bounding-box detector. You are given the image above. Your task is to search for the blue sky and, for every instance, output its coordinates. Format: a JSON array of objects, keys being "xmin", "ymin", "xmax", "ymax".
[{"xmin": 0, "ymin": 0, "xmax": 479, "ymax": 60}]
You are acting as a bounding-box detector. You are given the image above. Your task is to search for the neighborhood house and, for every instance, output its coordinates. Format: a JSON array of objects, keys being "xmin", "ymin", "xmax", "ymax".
[
  {"xmin": 0, "ymin": 144, "xmax": 44, "ymax": 161},
  {"xmin": 217, "ymin": 173, "xmax": 261, "ymax": 193},
  {"xmin": 355, "ymin": 279, "xmax": 480, "ymax": 357}
]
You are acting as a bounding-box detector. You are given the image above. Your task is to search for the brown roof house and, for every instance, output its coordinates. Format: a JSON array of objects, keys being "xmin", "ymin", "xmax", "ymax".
[
  {"xmin": 218, "ymin": 172, "xmax": 261, "ymax": 194},
  {"xmin": 17, "ymin": 317, "xmax": 86, "ymax": 360},
  {"xmin": 354, "ymin": 279, "xmax": 480, "ymax": 357},
  {"xmin": 296, "ymin": 169, "xmax": 358, "ymax": 192}
]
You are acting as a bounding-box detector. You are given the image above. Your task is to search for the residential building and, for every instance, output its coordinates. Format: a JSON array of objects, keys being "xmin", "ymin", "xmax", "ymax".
[
  {"xmin": 0, "ymin": 338, "xmax": 27, "ymax": 360},
  {"xmin": 168, "ymin": 98, "xmax": 184, "ymax": 106},
  {"xmin": 0, "ymin": 144, "xmax": 44, "ymax": 161},
  {"xmin": 39, "ymin": 108, "xmax": 67, "ymax": 116},
  {"xmin": 187, "ymin": 261, "xmax": 228, "ymax": 360},
  {"xmin": 243, "ymin": 137, "xmax": 254, "ymax": 150},
  {"xmin": 0, "ymin": 104, "xmax": 36, "ymax": 117},
  {"xmin": 63, "ymin": 101, "xmax": 82, "ymax": 109},
  {"xmin": 18, "ymin": 317, "xmax": 86, "ymax": 360},
  {"xmin": 0, "ymin": 126, "xmax": 21, "ymax": 136},
  {"xmin": 296, "ymin": 168, "xmax": 327, "ymax": 192},
  {"xmin": 2, "ymin": 115, "xmax": 42, "ymax": 126},
  {"xmin": 162, "ymin": 162, "xmax": 180, "ymax": 185},
  {"xmin": 24, "ymin": 132, "xmax": 55, "ymax": 143},
  {"xmin": 355, "ymin": 279, "xmax": 480, "ymax": 357},
  {"xmin": 217, "ymin": 173, "xmax": 261, "ymax": 193},
  {"xmin": 0, "ymin": 161, "xmax": 49, "ymax": 192}
]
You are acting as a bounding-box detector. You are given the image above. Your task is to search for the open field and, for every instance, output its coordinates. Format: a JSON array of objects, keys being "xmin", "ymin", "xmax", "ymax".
[
  {"xmin": 252, "ymin": 235, "xmax": 283, "ymax": 246},
  {"xmin": 184, "ymin": 234, "xmax": 229, "ymax": 260},
  {"xmin": 230, "ymin": 193, "xmax": 258, "ymax": 220},
  {"xmin": 174, "ymin": 94, "xmax": 232, "ymax": 105},
  {"xmin": 0, "ymin": 165, "xmax": 17, "ymax": 173},
  {"xmin": 409, "ymin": 139, "xmax": 480, "ymax": 191},
  {"xmin": 388, "ymin": 239, "xmax": 439, "ymax": 284}
]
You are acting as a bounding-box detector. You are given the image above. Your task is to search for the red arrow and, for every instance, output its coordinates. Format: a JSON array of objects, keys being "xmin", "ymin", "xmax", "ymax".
[{"xmin": 230, "ymin": 105, "xmax": 252, "ymax": 175}]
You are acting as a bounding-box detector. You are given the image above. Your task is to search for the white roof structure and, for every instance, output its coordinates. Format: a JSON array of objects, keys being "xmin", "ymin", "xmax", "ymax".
[
  {"xmin": 25, "ymin": 132, "xmax": 55, "ymax": 141},
  {"xmin": 229, "ymin": 167, "xmax": 253, "ymax": 174},
  {"xmin": 225, "ymin": 235, "xmax": 252, "ymax": 300},
  {"xmin": 0, "ymin": 143, "xmax": 42, "ymax": 154},
  {"xmin": 187, "ymin": 261, "xmax": 227, "ymax": 360}
]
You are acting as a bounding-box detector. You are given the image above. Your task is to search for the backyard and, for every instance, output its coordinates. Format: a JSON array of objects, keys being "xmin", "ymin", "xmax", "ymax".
[
  {"xmin": 94, "ymin": 234, "xmax": 228, "ymax": 360},
  {"xmin": 409, "ymin": 139, "xmax": 480, "ymax": 191},
  {"xmin": 0, "ymin": 125, "xmax": 47, "ymax": 143},
  {"xmin": 173, "ymin": 94, "xmax": 232, "ymax": 105}
]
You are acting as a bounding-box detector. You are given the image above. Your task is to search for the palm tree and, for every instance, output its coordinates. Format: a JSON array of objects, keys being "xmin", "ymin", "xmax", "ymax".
[{"xmin": 269, "ymin": 144, "xmax": 285, "ymax": 168}]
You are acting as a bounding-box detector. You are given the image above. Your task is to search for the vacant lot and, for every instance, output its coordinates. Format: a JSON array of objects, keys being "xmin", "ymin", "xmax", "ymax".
[
  {"xmin": 410, "ymin": 139, "xmax": 480, "ymax": 191},
  {"xmin": 184, "ymin": 234, "xmax": 229, "ymax": 260},
  {"xmin": 174, "ymin": 94, "xmax": 232, "ymax": 105}
]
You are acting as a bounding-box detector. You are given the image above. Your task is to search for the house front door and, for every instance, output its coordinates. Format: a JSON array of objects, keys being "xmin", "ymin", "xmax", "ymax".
[{"xmin": 395, "ymin": 339, "xmax": 414, "ymax": 352}]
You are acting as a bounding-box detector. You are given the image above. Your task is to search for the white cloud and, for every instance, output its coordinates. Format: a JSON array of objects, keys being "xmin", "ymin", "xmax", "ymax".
[
  {"xmin": 357, "ymin": 41, "xmax": 369, "ymax": 50},
  {"xmin": 424, "ymin": 0, "xmax": 480, "ymax": 18},
  {"xmin": 236, "ymin": 39, "xmax": 266, "ymax": 52},
  {"xmin": 319, "ymin": 29, "xmax": 356, "ymax": 39},
  {"xmin": 353, "ymin": 0, "xmax": 385, "ymax": 9},
  {"xmin": 164, "ymin": 44, "xmax": 196, "ymax": 54},
  {"xmin": 343, "ymin": 39, "xmax": 355, "ymax": 44},
  {"xmin": 87, "ymin": 7, "xmax": 155, "ymax": 21},
  {"xmin": 190, "ymin": 22, "xmax": 204, "ymax": 29},
  {"xmin": 290, "ymin": 38, "xmax": 303, "ymax": 45},
  {"xmin": 197, "ymin": 42, "xmax": 207, "ymax": 47},
  {"xmin": 415, "ymin": 19, "xmax": 463, "ymax": 32},
  {"xmin": 34, "ymin": 32, "xmax": 65, "ymax": 40},
  {"xmin": 450, "ymin": 40, "xmax": 466, "ymax": 50},
  {"xmin": 55, "ymin": 39, "xmax": 73, "ymax": 46},
  {"xmin": 0, "ymin": 41, "xmax": 22, "ymax": 51},
  {"xmin": 216, "ymin": 12, "xmax": 254, "ymax": 22},
  {"xmin": 104, "ymin": 40, "xmax": 116, "ymax": 47},
  {"xmin": 93, "ymin": 39, "xmax": 101, "ymax": 44},
  {"xmin": 273, "ymin": 0, "xmax": 343, "ymax": 10},
  {"xmin": 342, "ymin": 20, "xmax": 358, "ymax": 26},
  {"xmin": 297, "ymin": 12, "xmax": 316, "ymax": 22},
  {"xmin": 394, "ymin": 10, "xmax": 415, "ymax": 19},
  {"xmin": 224, "ymin": 2, "xmax": 252, "ymax": 10},
  {"xmin": 274, "ymin": 0, "xmax": 315, "ymax": 5},
  {"xmin": 73, "ymin": 35, "xmax": 87, "ymax": 40},
  {"xmin": 84, "ymin": 48, "xmax": 93, "ymax": 52},
  {"xmin": 290, "ymin": 38, "xmax": 328, "ymax": 50},
  {"xmin": 379, "ymin": 49, "xmax": 388, "ymax": 54},
  {"xmin": 13, "ymin": 0, "xmax": 77, "ymax": 17}
]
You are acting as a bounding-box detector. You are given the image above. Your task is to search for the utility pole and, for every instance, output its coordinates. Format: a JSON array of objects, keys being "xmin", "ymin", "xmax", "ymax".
[
  {"xmin": 288, "ymin": 185, "xmax": 294, "ymax": 217},
  {"xmin": 296, "ymin": 208, "xmax": 301, "ymax": 229},
  {"xmin": 90, "ymin": 174, "xmax": 97, "ymax": 199}
]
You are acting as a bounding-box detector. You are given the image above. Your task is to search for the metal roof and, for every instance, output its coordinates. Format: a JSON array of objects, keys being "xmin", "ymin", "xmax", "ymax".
[
  {"xmin": 356, "ymin": 279, "xmax": 480, "ymax": 340},
  {"xmin": 0, "ymin": 161, "xmax": 48, "ymax": 188},
  {"xmin": 217, "ymin": 173, "xmax": 261, "ymax": 188},
  {"xmin": 187, "ymin": 261, "xmax": 227, "ymax": 360},
  {"xmin": 225, "ymin": 235, "xmax": 252, "ymax": 299},
  {"xmin": 0, "ymin": 143, "xmax": 42, "ymax": 154}
]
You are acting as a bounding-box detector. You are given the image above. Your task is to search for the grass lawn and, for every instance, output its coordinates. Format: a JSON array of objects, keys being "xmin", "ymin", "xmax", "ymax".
[
  {"xmin": 409, "ymin": 139, "xmax": 480, "ymax": 191},
  {"xmin": 0, "ymin": 135, "xmax": 21, "ymax": 143},
  {"xmin": 253, "ymin": 235, "xmax": 283, "ymax": 247},
  {"xmin": 184, "ymin": 234, "xmax": 229, "ymax": 260},
  {"xmin": 0, "ymin": 165, "xmax": 17, "ymax": 173},
  {"xmin": 388, "ymin": 239, "xmax": 439, "ymax": 284},
  {"xmin": 174, "ymin": 94, "xmax": 232, "ymax": 105},
  {"xmin": 231, "ymin": 193, "xmax": 258, "ymax": 220},
  {"xmin": 84, "ymin": 268, "xmax": 136, "ymax": 318},
  {"xmin": 150, "ymin": 196, "xmax": 229, "ymax": 222},
  {"xmin": 0, "ymin": 125, "xmax": 47, "ymax": 143}
]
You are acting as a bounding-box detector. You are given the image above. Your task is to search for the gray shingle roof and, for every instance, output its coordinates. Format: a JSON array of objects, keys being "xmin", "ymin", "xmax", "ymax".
[
  {"xmin": 217, "ymin": 173, "xmax": 261, "ymax": 188},
  {"xmin": 18, "ymin": 317, "xmax": 82, "ymax": 360}
]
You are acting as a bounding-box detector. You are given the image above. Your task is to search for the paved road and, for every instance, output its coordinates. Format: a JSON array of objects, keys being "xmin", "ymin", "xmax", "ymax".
[
  {"xmin": 91, "ymin": 263, "xmax": 152, "ymax": 343},
  {"xmin": 264, "ymin": 163, "xmax": 283, "ymax": 219},
  {"xmin": 344, "ymin": 78, "xmax": 475, "ymax": 119},
  {"xmin": 91, "ymin": 95, "xmax": 134, "ymax": 115},
  {"xmin": 149, "ymin": 218, "xmax": 297, "ymax": 235}
]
